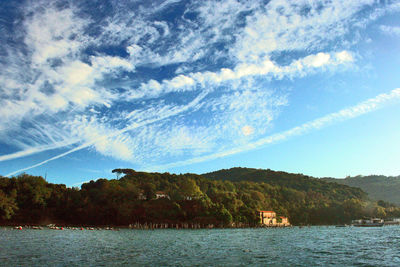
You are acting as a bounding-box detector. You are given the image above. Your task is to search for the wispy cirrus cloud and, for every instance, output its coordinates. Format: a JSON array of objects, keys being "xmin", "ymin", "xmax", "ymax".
[
  {"xmin": 380, "ymin": 25, "xmax": 400, "ymax": 36},
  {"xmin": 8, "ymin": 85, "xmax": 400, "ymax": 176},
  {"xmin": 1, "ymin": 0, "xmax": 398, "ymax": 177},
  {"xmin": 149, "ymin": 88, "xmax": 400, "ymax": 171},
  {"xmin": 4, "ymin": 89, "xmax": 211, "ymax": 176},
  {"xmin": 126, "ymin": 50, "xmax": 354, "ymax": 101}
]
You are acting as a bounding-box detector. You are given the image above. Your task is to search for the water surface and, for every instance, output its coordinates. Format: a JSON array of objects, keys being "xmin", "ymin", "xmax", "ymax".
[{"xmin": 1, "ymin": 226, "xmax": 399, "ymax": 266}]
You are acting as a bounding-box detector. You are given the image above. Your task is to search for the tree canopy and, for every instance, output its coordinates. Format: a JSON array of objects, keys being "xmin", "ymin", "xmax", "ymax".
[{"xmin": 0, "ymin": 168, "xmax": 398, "ymax": 226}]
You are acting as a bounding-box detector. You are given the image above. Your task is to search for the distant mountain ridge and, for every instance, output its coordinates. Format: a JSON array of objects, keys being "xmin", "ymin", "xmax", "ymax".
[{"xmin": 322, "ymin": 175, "xmax": 400, "ymax": 205}]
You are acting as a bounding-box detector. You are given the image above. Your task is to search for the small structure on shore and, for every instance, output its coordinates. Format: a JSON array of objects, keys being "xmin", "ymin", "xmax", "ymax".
[
  {"xmin": 259, "ymin": 210, "xmax": 290, "ymax": 227},
  {"xmin": 155, "ymin": 191, "xmax": 170, "ymax": 199},
  {"xmin": 260, "ymin": 211, "xmax": 277, "ymax": 225},
  {"xmin": 138, "ymin": 191, "xmax": 147, "ymax": 200},
  {"xmin": 352, "ymin": 218, "xmax": 384, "ymax": 227},
  {"xmin": 279, "ymin": 216, "xmax": 290, "ymax": 226},
  {"xmin": 137, "ymin": 190, "xmax": 170, "ymax": 200},
  {"xmin": 385, "ymin": 218, "xmax": 400, "ymax": 225}
]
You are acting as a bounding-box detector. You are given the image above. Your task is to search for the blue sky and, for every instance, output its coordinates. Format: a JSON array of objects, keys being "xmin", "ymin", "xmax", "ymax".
[{"xmin": 1, "ymin": 0, "xmax": 400, "ymax": 186}]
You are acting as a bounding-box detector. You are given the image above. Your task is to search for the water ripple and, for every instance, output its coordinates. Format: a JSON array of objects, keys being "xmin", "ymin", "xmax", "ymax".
[{"xmin": 1, "ymin": 226, "xmax": 399, "ymax": 266}]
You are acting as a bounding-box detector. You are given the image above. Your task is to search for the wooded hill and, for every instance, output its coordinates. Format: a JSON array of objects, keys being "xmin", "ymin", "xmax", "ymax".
[
  {"xmin": 322, "ymin": 175, "xmax": 400, "ymax": 205},
  {"xmin": 203, "ymin": 167, "xmax": 363, "ymax": 198},
  {"xmin": 0, "ymin": 168, "xmax": 399, "ymax": 227}
]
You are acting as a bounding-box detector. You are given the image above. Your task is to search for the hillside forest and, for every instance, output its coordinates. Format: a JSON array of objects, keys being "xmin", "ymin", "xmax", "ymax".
[
  {"xmin": 322, "ymin": 175, "xmax": 400, "ymax": 205},
  {"xmin": 1, "ymin": 168, "xmax": 399, "ymax": 227}
]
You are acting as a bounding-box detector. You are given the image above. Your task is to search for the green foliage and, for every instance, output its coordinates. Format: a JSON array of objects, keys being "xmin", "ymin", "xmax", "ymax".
[
  {"xmin": 322, "ymin": 175, "xmax": 400, "ymax": 205},
  {"xmin": 0, "ymin": 168, "xmax": 397, "ymax": 226},
  {"xmin": 0, "ymin": 190, "xmax": 18, "ymax": 220}
]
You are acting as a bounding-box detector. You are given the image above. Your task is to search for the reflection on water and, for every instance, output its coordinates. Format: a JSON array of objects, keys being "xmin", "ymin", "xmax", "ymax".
[{"xmin": 1, "ymin": 226, "xmax": 399, "ymax": 266}]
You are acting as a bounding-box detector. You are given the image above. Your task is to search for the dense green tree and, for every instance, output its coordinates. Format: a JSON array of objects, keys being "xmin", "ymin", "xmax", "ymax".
[
  {"xmin": 180, "ymin": 178, "xmax": 203, "ymax": 199},
  {"xmin": 0, "ymin": 168, "xmax": 397, "ymax": 226},
  {"xmin": 0, "ymin": 190, "xmax": 18, "ymax": 220}
]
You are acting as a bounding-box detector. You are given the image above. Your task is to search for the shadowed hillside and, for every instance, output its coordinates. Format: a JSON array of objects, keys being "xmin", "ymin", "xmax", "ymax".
[
  {"xmin": 322, "ymin": 175, "xmax": 400, "ymax": 205},
  {"xmin": 1, "ymin": 168, "xmax": 399, "ymax": 226}
]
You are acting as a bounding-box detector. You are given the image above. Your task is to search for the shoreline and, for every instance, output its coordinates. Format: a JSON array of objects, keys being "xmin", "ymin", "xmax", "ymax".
[{"xmin": 1, "ymin": 223, "xmax": 294, "ymax": 230}]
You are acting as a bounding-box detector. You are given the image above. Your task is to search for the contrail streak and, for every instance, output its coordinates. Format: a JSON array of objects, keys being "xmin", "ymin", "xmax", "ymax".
[
  {"xmin": 0, "ymin": 140, "xmax": 80, "ymax": 162},
  {"xmin": 148, "ymin": 88, "xmax": 400, "ymax": 171},
  {"xmin": 6, "ymin": 88, "xmax": 400, "ymax": 176},
  {"xmin": 5, "ymin": 90, "xmax": 209, "ymax": 176}
]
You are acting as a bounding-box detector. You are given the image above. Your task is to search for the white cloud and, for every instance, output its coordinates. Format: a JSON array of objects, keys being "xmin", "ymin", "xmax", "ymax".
[
  {"xmin": 335, "ymin": 51, "xmax": 354, "ymax": 63},
  {"xmin": 149, "ymin": 88, "xmax": 400, "ymax": 171},
  {"xmin": 24, "ymin": 6, "xmax": 88, "ymax": 65},
  {"xmin": 131, "ymin": 50, "xmax": 354, "ymax": 98},
  {"xmin": 0, "ymin": 2, "xmax": 138, "ymax": 150},
  {"xmin": 230, "ymin": 0, "xmax": 377, "ymax": 63},
  {"xmin": 91, "ymin": 55, "xmax": 134, "ymax": 72},
  {"xmin": 1, "ymin": 0, "xmax": 397, "ymax": 176},
  {"xmin": 3, "ymin": 89, "xmax": 210, "ymax": 174},
  {"xmin": 0, "ymin": 4, "xmax": 93, "ymax": 135},
  {"xmin": 242, "ymin": 125, "xmax": 254, "ymax": 136},
  {"xmin": 302, "ymin": 53, "xmax": 331, "ymax": 68},
  {"xmin": 167, "ymin": 75, "xmax": 196, "ymax": 89},
  {"xmin": 61, "ymin": 61, "xmax": 93, "ymax": 85},
  {"xmin": 380, "ymin": 25, "xmax": 400, "ymax": 36},
  {"xmin": 4, "ymin": 84, "xmax": 286, "ymax": 174},
  {"xmin": 0, "ymin": 140, "xmax": 79, "ymax": 162}
]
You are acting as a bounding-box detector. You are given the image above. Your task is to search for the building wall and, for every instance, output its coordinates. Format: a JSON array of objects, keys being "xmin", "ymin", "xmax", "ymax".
[
  {"xmin": 259, "ymin": 211, "xmax": 290, "ymax": 226},
  {"xmin": 279, "ymin": 217, "xmax": 290, "ymax": 226},
  {"xmin": 259, "ymin": 211, "xmax": 277, "ymax": 225}
]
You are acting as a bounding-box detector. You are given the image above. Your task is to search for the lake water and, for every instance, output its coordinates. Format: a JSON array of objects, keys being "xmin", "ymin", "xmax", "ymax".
[{"xmin": 1, "ymin": 226, "xmax": 399, "ymax": 266}]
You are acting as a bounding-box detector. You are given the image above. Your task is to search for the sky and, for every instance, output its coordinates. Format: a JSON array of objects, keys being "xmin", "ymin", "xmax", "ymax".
[{"xmin": 1, "ymin": 0, "xmax": 400, "ymax": 186}]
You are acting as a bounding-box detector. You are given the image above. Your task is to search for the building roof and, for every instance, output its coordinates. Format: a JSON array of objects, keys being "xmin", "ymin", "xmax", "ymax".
[{"xmin": 259, "ymin": 210, "xmax": 275, "ymax": 213}]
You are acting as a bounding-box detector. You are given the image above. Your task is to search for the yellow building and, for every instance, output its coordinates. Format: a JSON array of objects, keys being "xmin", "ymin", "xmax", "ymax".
[
  {"xmin": 259, "ymin": 211, "xmax": 290, "ymax": 227},
  {"xmin": 259, "ymin": 210, "xmax": 277, "ymax": 225},
  {"xmin": 278, "ymin": 216, "xmax": 290, "ymax": 227}
]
